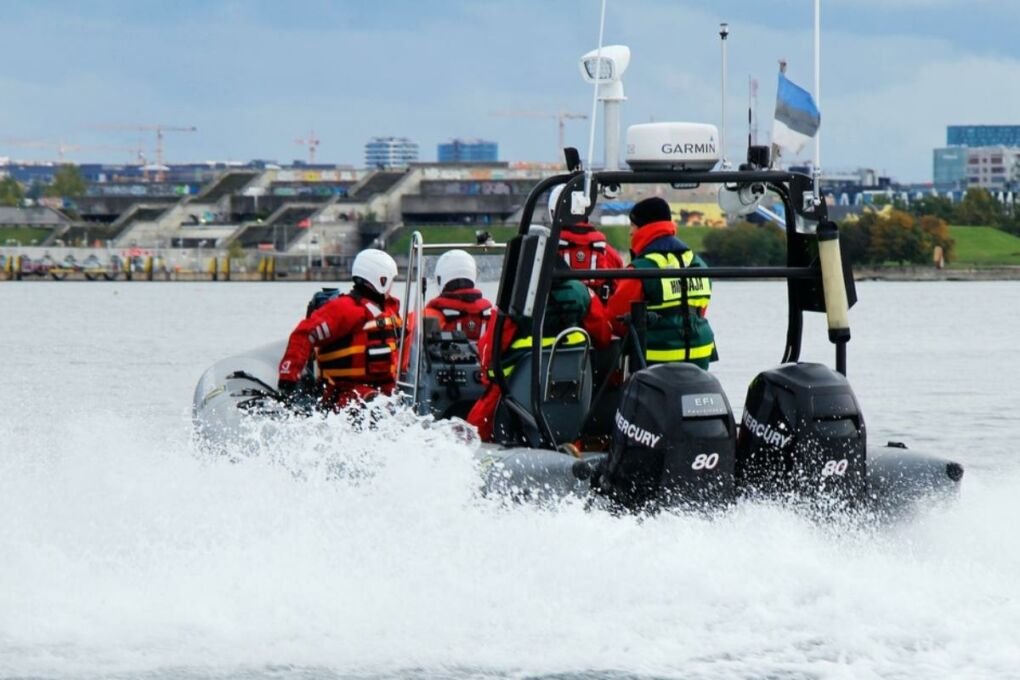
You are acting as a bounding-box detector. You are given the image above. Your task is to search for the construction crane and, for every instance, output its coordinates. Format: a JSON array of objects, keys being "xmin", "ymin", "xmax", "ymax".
[
  {"xmin": 0, "ymin": 138, "xmax": 145, "ymax": 163},
  {"xmin": 89, "ymin": 123, "xmax": 197, "ymax": 180},
  {"xmin": 488, "ymin": 110, "xmax": 588, "ymax": 161},
  {"xmin": 295, "ymin": 131, "xmax": 321, "ymax": 164}
]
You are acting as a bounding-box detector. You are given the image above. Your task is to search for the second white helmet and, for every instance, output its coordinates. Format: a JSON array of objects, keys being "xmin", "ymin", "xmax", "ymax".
[
  {"xmin": 352, "ymin": 248, "xmax": 398, "ymax": 295},
  {"xmin": 547, "ymin": 185, "xmax": 565, "ymax": 223},
  {"xmin": 435, "ymin": 249, "xmax": 477, "ymax": 289}
]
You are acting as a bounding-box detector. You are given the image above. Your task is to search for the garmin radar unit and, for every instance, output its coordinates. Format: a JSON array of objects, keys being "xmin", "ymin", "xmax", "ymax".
[{"xmin": 625, "ymin": 122, "xmax": 721, "ymax": 172}]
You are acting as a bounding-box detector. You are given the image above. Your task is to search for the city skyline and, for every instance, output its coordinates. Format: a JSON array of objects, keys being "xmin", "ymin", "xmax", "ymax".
[{"xmin": 1, "ymin": 0, "xmax": 1018, "ymax": 182}]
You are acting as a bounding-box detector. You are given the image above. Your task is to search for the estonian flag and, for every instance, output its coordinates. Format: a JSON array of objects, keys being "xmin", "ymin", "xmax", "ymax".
[{"xmin": 772, "ymin": 72, "xmax": 820, "ymax": 155}]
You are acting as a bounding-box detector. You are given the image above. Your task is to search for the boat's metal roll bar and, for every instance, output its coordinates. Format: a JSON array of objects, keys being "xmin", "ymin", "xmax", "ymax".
[
  {"xmin": 492, "ymin": 165, "xmax": 855, "ymax": 449},
  {"xmin": 397, "ymin": 230, "xmax": 506, "ymax": 411}
]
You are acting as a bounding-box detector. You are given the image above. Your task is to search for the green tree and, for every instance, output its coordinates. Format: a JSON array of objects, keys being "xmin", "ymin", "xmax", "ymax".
[
  {"xmin": 953, "ymin": 187, "xmax": 1004, "ymax": 226},
  {"xmin": 840, "ymin": 209, "xmax": 942, "ymax": 266},
  {"xmin": 44, "ymin": 164, "xmax": 87, "ymax": 198},
  {"xmin": 702, "ymin": 222, "xmax": 786, "ymax": 266},
  {"xmin": 26, "ymin": 180, "xmax": 47, "ymax": 201},
  {"xmin": 0, "ymin": 177, "xmax": 24, "ymax": 206},
  {"xmin": 838, "ymin": 217, "xmax": 872, "ymax": 264},
  {"xmin": 908, "ymin": 194, "xmax": 955, "ymax": 222}
]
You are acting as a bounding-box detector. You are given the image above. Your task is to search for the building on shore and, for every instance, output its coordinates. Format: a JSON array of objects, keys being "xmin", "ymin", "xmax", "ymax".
[
  {"xmin": 364, "ymin": 137, "xmax": 419, "ymax": 169},
  {"xmin": 934, "ymin": 125, "xmax": 1020, "ymax": 192},
  {"xmin": 437, "ymin": 138, "xmax": 498, "ymax": 163},
  {"xmin": 947, "ymin": 125, "xmax": 1020, "ymax": 147}
]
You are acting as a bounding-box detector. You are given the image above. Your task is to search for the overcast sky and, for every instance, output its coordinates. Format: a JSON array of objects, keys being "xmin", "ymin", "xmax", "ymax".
[{"xmin": 1, "ymin": 0, "xmax": 1017, "ymax": 182}]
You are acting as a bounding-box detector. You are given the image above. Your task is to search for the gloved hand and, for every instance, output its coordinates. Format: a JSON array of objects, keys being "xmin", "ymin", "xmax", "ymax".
[{"xmin": 277, "ymin": 379, "xmax": 318, "ymax": 415}]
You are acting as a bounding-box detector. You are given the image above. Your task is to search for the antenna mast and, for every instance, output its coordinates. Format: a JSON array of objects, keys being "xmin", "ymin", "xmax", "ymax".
[{"xmin": 584, "ymin": 0, "xmax": 608, "ymax": 197}]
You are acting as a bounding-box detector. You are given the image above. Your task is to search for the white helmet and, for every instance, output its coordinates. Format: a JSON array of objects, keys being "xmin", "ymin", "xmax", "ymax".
[
  {"xmin": 352, "ymin": 248, "xmax": 398, "ymax": 295},
  {"xmin": 435, "ymin": 249, "xmax": 477, "ymax": 290},
  {"xmin": 547, "ymin": 185, "xmax": 565, "ymax": 223}
]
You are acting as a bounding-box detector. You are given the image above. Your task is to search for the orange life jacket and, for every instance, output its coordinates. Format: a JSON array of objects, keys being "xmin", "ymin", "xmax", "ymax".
[{"xmin": 316, "ymin": 294, "xmax": 401, "ymax": 385}]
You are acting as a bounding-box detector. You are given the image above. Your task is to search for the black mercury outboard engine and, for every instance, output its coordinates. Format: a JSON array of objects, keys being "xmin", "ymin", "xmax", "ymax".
[
  {"xmin": 597, "ymin": 363, "xmax": 736, "ymax": 510},
  {"xmin": 736, "ymin": 362, "xmax": 867, "ymax": 504}
]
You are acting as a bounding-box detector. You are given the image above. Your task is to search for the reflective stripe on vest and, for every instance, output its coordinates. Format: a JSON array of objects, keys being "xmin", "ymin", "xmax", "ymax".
[
  {"xmin": 643, "ymin": 251, "xmax": 711, "ymax": 311},
  {"xmin": 317, "ymin": 309, "xmax": 400, "ymax": 383},
  {"xmin": 509, "ymin": 330, "xmax": 588, "ymax": 351},
  {"xmin": 489, "ymin": 331, "xmax": 588, "ymax": 378},
  {"xmin": 646, "ymin": 342, "xmax": 715, "ymax": 362}
]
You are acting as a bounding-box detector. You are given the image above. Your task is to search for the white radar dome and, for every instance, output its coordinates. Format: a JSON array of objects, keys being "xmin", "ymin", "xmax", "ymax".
[{"xmin": 625, "ymin": 122, "xmax": 720, "ymax": 172}]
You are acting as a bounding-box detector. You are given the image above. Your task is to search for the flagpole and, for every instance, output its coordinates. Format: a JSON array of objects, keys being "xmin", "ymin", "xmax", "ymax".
[
  {"xmin": 813, "ymin": 0, "xmax": 821, "ymax": 203},
  {"xmin": 719, "ymin": 22, "xmax": 729, "ymax": 169}
]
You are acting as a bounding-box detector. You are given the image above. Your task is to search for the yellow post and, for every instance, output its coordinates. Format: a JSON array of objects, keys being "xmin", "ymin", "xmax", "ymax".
[
  {"xmin": 15, "ymin": 254, "xmax": 24, "ymax": 281},
  {"xmin": 222, "ymin": 256, "xmax": 231, "ymax": 282},
  {"xmin": 208, "ymin": 254, "xmax": 219, "ymax": 282},
  {"xmin": 144, "ymin": 255, "xmax": 154, "ymax": 281},
  {"xmin": 267, "ymin": 256, "xmax": 276, "ymax": 281},
  {"xmin": 257, "ymin": 257, "xmax": 267, "ymax": 281}
]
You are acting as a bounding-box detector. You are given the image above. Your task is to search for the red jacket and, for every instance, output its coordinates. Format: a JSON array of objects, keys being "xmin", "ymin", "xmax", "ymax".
[
  {"xmin": 279, "ymin": 291, "xmax": 402, "ymax": 406},
  {"xmin": 606, "ymin": 220, "xmax": 706, "ymax": 336},
  {"xmin": 423, "ymin": 287, "xmax": 493, "ymax": 341},
  {"xmin": 467, "ymin": 289, "xmax": 611, "ymax": 442},
  {"xmin": 558, "ymin": 223, "xmax": 624, "ymax": 295}
]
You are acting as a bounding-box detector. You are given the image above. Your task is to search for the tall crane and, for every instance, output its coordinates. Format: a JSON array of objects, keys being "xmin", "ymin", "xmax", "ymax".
[
  {"xmin": 295, "ymin": 130, "xmax": 321, "ymax": 164},
  {"xmin": 0, "ymin": 138, "xmax": 144, "ymax": 163},
  {"xmin": 89, "ymin": 123, "xmax": 197, "ymax": 180},
  {"xmin": 488, "ymin": 110, "xmax": 588, "ymax": 162}
]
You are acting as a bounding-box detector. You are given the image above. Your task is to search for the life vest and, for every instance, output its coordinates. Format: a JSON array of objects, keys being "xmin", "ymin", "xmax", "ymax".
[
  {"xmin": 425, "ymin": 289, "xmax": 493, "ymax": 340},
  {"xmin": 634, "ymin": 250, "xmax": 716, "ymax": 367},
  {"xmin": 559, "ymin": 226, "xmax": 612, "ymax": 272},
  {"xmin": 315, "ymin": 294, "xmax": 401, "ymax": 385},
  {"xmin": 489, "ymin": 280, "xmax": 590, "ymax": 378}
]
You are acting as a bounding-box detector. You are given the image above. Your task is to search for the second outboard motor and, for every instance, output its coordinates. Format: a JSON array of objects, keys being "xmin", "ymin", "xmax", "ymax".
[
  {"xmin": 736, "ymin": 362, "xmax": 866, "ymax": 503},
  {"xmin": 597, "ymin": 363, "xmax": 736, "ymax": 510}
]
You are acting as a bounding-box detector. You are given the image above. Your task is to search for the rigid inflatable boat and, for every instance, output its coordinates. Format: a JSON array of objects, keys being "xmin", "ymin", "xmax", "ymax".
[{"xmin": 194, "ymin": 126, "xmax": 963, "ymax": 515}]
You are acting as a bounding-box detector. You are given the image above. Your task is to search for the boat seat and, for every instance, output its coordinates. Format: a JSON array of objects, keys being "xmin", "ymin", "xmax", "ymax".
[{"xmin": 492, "ymin": 329, "xmax": 593, "ymax": 447}]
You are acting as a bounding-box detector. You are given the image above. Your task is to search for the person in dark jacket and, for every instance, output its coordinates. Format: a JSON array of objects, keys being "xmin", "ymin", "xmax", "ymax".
[{"xmin": 606, "ymin": 196, "xmax": 717, "ymax": 369}]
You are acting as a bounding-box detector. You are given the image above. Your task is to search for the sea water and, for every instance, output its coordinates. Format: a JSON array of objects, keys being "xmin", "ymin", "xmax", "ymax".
[{"xmin": 2, "ymin": 281, "xmax": 1019, "ymax": 679}]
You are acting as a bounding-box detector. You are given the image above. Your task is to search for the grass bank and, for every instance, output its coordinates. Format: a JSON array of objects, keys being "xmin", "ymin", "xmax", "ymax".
[
  {"xmin": 947, "ymin": 225, "xmax": 1020, "ymax": 266},
  {"xmin": 0, "ymin": 227, "xmax": 52, "ymax": 246}
]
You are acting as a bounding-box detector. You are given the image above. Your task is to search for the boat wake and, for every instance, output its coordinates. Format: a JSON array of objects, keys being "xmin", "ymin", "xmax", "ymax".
[{"xmin": 2, "ymin": 408, "xmax": 1018, "ymax": 678}]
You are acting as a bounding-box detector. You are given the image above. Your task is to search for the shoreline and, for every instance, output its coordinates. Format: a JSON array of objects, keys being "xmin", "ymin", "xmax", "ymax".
[
  {"xmin": 853, "ymin": 266, "xmax": 1020, "ymax": 281},
  {"xmin": 4, "ymin": 266, "xmax": 1020, "ymax": 283}
]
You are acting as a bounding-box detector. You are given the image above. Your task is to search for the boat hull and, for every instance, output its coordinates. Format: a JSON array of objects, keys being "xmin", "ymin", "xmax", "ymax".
[{"xmin": 193, "ymin": 343, "xmax": 962, "ymax": 515}]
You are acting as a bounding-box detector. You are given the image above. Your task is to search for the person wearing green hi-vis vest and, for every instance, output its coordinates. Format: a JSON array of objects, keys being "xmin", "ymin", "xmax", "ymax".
[{"xmin": 606, "ymin": 196, "xmax": 718, "ymax": 369}]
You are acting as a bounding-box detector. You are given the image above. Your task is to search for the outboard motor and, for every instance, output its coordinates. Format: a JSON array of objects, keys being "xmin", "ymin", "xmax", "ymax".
[
  {"xmin": 736, "ymin": 362, "xmax": 866, "ymax": 503},
  {"xmin": 597, "ymin": 363, "xmax": 736, "ymax": 510}
]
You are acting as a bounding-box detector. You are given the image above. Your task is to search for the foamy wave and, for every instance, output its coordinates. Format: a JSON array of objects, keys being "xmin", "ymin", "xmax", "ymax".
[{"xmin": 2, "ymin": 407, "xmax": 1019, "ymax": 678}]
